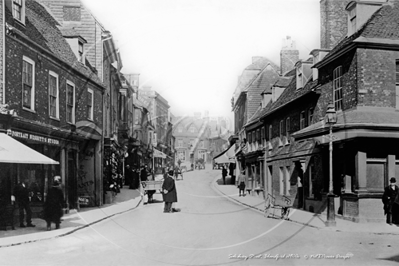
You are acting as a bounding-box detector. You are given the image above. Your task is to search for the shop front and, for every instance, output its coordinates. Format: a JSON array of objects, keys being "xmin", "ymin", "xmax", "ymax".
[{"xmin": 0, "ymin": 124, "xmax": 79, "ymax": 217}]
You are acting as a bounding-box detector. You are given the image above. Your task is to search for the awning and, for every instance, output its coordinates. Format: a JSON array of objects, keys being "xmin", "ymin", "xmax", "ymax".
[
  {"xmin": 0, "ymin": 133, "xmax": 59, "ymax": 164},
  {"xmin": 213, "ymin": 144, "xmax": 236, "ymax": 164},
  {"xmin": 153, "ymin": 148, "xmax": 167, "ymax": 159}
]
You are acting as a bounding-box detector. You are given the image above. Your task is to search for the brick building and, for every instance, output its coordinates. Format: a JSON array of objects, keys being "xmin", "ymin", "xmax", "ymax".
[
  {"xmin": 1, "ymin": 0, "xmax": 105, "ymax": 212},
  {"xmin": 294, "ymin": 0, "xmax": 399, "ymax": 223}
]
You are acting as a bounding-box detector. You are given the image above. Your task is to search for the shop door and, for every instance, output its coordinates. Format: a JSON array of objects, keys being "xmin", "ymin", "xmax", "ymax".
[{"xmin": 68, "ymin": 151, "xmax": 77, "ymax": 209}]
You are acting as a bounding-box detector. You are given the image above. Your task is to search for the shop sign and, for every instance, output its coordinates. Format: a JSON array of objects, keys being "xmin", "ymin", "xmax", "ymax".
[
  {"xmin": 78, "ymin": 196, "xmax": 90, "ymax": 206},
  {"xmin": 11, "ymin": 130, "xmax": 60, "ymax": 146}
]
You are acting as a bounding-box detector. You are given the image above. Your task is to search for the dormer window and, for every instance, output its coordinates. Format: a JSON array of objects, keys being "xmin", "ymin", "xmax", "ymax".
[
  {"xmin": 349, "ymin": 6, "xmax": 356, "ymax": 35},
  {"xmin": 12, "ymin": 0, "xmax": 25, "ymax": 24},
  {"xmin": 78, "ymin": 41, "xmax": 84, "ymax": 62},
  {"xmin": 346, "ymin": 1, "xmax": 383, "ymax": 37},
  {"xmin": 296, "ymin": 68, "xmax": 303, "ymax": 89}
]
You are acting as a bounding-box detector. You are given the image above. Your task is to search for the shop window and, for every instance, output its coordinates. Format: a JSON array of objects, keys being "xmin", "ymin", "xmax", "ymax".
[
  {"xmin": 285, "ymin": 166, "xmax": 291, "ymax": 196},
  {"xmin": 48, "ymin": 71, "xmax": 59, "ymax": 119},
  {"xmin": 66, "ymin": 81, "xmax": 75, "ymax": 124},
  {"xmin": 366, "ymin": 159, "xmax": 385, "ymax": 191},
  {"xmin": 279, "ymin": 167, "xmax": 284, "ymax": 195},
  {"xmin": 87, "ymin": 88, "xmax": 94, "ymax": 120},
  {"xmin": 22, "ymin": 56, "xmax": 35, "ymax": 110}
]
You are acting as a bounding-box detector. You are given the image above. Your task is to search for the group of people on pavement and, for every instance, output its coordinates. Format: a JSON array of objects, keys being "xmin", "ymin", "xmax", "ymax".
[
  {"xmin": 12, "ymin": 176, "xmax": 64, "ymax": 231},
  {"xmin": 8, "ymin": 168, "xmax": 399, "ymax": 235}
]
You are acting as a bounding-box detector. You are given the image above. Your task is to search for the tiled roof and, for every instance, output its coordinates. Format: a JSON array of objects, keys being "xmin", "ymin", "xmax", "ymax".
[
  {"xmin": 262, "ymin": 76, "xmax": 292, "ymax": 94},
  {"xmin": 233, "ymin": 57, "xmax": 278, "ymax": 104},
  {"xmin": 267, "ymin": 138, "xmax": 316, "ymax": 162},
  {"xmin": 59, "ymin": 27, "xmax": 85, "ymax": 41},
  {"xmin": 259, "ymin": 74, "xmax": 312, "ymax": 119},
  {"xmin": 7, "ymin": 0, "xmax": 105, "ymax": 88},
  {"xmin": 245, "ymin": 105, "xmax": 262, "ymax": 126},
  {"xmin": 319, "ymin": 2, "xmax": 399, "ymax": 66},
  {"xmin": 245, "ymin": 64, "xmax": 280, "ymax": 122}
]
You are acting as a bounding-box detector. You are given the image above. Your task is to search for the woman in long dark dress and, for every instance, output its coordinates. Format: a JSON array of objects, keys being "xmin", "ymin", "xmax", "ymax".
[{"xmin": 44, "ymin": 176, "xmax": 64, "ymax": 231}]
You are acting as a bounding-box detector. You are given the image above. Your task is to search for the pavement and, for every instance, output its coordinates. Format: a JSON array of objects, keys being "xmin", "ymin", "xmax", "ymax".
[
  {"xmin": 0, "ymin": 187, "xmax": 143, "ymax": 248},
  {"xmin": 1, "ymin": 173, "xmax": 399, "ymax": 248},
  {"xmin": 212, "ymin": 176, "xmax": 399, "ymax": 235}
]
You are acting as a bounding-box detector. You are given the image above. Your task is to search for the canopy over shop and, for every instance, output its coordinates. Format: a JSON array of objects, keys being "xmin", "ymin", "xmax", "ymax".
[{"xmin": 0, "ymin": 133, "xmax": 59, "ymax": 164}]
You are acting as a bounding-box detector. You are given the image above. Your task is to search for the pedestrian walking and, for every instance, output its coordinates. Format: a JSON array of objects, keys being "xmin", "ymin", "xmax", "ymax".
[
  {"xmin": 222, "ymin": 166, "xmax": 228, "ymax": 185},
  {"xmin": 382, "ymin": 177, "xmax": 399, "ymax": 224},
  {"xmin": 43, "ymin": 176, "xmax": 64, "ymax": 231},
  {"xmin": 162, "ymin": 169, "xmax": 178, "ymax": 213},
  {"xmin": 12, "ymin": 178, "xmax": 35, "ymax": 228},
  {"xmin": 237, "ymin": 170, "xmax": 247, "ymax": 197}
]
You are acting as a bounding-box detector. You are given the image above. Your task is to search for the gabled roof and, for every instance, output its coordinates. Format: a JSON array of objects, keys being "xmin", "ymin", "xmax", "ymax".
[
  {"xmin": 259, "ymin": 73, "xmax": 316, "ymax": 120},
  {"xmin": 6, "ymin": 0, "xmax": 104, "ymax": 88},
  {"xmin": 233, "ymin": 57, "xmax": 279, "ymax": 106}
]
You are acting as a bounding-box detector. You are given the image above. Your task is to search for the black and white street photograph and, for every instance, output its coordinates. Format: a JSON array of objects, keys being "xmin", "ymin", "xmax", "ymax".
[{"xmin": 1, "ymin": 0, "xmax": 399, "ymax": 265}]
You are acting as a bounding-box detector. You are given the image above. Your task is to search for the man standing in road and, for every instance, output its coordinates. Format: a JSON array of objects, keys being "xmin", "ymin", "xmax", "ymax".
[
  {"xmin": 162, "ymin": 169, "xmax": 178, "ymax": 213},
  {"xmin": 12, "ymin": 178, "xmax": 35, "ymax": 228}
]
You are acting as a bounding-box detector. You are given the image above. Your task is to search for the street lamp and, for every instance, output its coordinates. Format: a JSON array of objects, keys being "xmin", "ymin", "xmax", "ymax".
[{"xmin": 325, "ymin": 103, "xmax": 337, "ymax": 227}]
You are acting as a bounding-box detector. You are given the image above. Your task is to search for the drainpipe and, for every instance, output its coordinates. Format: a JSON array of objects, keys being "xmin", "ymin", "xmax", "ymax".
[{"xmin": 2, "ymin": 0, "xmax": 5, "ymax": 105}]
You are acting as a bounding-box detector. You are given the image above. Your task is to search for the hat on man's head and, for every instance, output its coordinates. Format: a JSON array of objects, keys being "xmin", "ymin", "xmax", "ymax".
[
  {"xmin": 390, "ymin": 177, "xmax": 396, "ymax": 183},
  {"xmin": 53, "ymin": 176, "xmax": 61, "ymax": 185}
]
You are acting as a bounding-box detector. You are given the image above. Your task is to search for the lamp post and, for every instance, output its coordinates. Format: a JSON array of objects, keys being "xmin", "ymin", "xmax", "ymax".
[{"xmin": 325, "ymin": 103, "xmax": 337, "ymax": 227}]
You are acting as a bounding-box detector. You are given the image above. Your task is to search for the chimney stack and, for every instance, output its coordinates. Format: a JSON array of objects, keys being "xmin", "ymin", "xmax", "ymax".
[{"xmin": 280, "ymin": 36, "xmax": 299, "ymax": 76}]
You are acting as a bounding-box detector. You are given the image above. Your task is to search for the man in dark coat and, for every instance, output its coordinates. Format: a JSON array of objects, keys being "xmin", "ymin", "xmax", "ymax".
[
  {"xmin": 44, "ymin": 176, "xmax": 64, "ymax": 230},
  {"xmin": 222, "ymin": 166, "xmax": 228, "ymax": 185},
  {"xmin": 382, "ymin": 177, "xmax": 399, "ymax": 224},
  {"xmin": 125, "ymin": 165, "xmax": 132, "ymax": 188},
  {"xmin": 132, "ymin": 168, "xmax": 140, "ymax": 189},
  {"xmin": 13, "ymin": 178, "xmax": 35, "ymax": 228},
  {"xmin": 162, "ymin": 169, "xmax": 177, "ymax": 213}
]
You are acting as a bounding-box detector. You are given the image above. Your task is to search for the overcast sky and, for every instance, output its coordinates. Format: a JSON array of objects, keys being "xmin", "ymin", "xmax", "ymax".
[{"xmin": 82, "ymin": 0, "xmax": 320, "ymax": 120}]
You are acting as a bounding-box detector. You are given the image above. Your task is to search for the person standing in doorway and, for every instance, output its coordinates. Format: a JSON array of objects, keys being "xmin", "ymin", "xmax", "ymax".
[
  {"xmin": 162, "ymin": 169, "xmax": 178, "ymax": 213},
  {"xmin": 383, "ymin": 177, "xmax": 399, "ymax": 224},
  {"xmin": 43, "ymin": 176, "xmax": 64, "ymax": 231},
  {"xmin": 222, "ymin": 166, "xmax": 228, "ymax": 185},
  {"xmin": 13, "ymin": 178, "xmax": 35, "ymax": 228}
]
